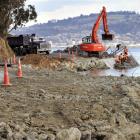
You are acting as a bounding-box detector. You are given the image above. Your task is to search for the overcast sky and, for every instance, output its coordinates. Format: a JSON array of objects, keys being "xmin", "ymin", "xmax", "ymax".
[{"xmin": 26, "ymin": 0, "xmax": 140, "ymax": 25}]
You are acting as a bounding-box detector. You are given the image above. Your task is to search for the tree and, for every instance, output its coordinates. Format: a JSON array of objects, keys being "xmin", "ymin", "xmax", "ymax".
[{"xmin": 0, "ymin": 0, "xmax": 37, "ymax": 38}]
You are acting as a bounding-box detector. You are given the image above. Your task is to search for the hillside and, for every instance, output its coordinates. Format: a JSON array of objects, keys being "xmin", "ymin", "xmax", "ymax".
[{"xmin": 13, "ymin": 11, "xmax": 140, "ymax": 43}]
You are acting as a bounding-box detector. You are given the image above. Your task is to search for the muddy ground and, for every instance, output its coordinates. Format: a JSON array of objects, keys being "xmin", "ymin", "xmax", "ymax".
[{"xmin": 0, "ymin": 55, "xmax": 140, "ymax": 140}]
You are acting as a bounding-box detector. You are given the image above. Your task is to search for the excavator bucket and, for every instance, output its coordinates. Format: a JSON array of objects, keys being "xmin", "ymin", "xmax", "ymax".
[{"xmin": 102, "ymin": 34, "xmax": 114, "ymax": 40}]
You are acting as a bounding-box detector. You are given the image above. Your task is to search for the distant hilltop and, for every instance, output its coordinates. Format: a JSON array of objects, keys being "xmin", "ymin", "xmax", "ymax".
[{"xmin": 12, "ymin": 11, "xmax": 140, "ymax": 43}]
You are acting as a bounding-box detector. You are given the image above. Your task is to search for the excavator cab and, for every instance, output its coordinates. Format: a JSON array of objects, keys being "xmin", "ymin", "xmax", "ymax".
[
  {"xmin": 82, "ymin": 36, "xmax": 92, "ymax": 43},
  {"xmin": 102, "ymin": 34, "xmax": 114, "ymax": 40}
]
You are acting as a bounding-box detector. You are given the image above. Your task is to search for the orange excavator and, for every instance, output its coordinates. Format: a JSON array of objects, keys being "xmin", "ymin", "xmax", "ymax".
[{"xmin": 80, "ymin": 6, "xmax": 114, "ymax": 57}]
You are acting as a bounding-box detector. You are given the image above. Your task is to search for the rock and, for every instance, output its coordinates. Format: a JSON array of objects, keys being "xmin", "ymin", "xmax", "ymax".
[
  {"xmin": 56, "ymin": 127, "xmax": 81, "ymax": 140},
  {"xmin": 0, "ymin": 122, "xmax": 7, "ymax": 128},
  {"xmin": 91, "ymin": 132, "xmax": 117, "ymax": 140},
  {"xmin": 39, "ymin": 89, "xmax": 46, "ymax": 94},
  {"xmin": 79, "ymin": 124, "xmax": 91, "ymax": 131},
  {"xmin": 74, "ymin": 118, "xmax": 83, "ymax": 126},
  {"xmin": 13, "ymin": 132, "xmax": 26, "ymax": 140},
  {"xmin": 81, "ymin": 114, "xmax": 90, "ymax": 121},
  {"xmin": 110, "ymin": 113, "xmax": 128, "ymax": 126},
  {"xmin": 48, "ymin": 127, "xmax": 59, "ymax": 134},
  {"xmin": 26, "ymin": 135, "xmax": 38, "ymax": 140},
  {"xmin": 0, "ymin": 122, "xmax": 13, "ymax": 139},
  {"xmin": 21, "ymin": 123, "xmax": 30, "ymax": 132},
  {"xmin": 39, "ymin": 133, "xmax": 48, "ymax": 140},
  {"xmin": 30, "ymin": 132, "xmax": 38, "ymax": 139},
  {"xmin": 47, "ymin": 134, "xmax": 56, "ymax": 140},
  {"xmin": 76, "ymin": 57, "xmax": 108, "ymax": 71},
  {"xmin": 14, "ymin": 124, "xmax": 21, "ymax": 132},
  {"xmin": 81, "ymin": 130, "xmax": 91, "ymax": 140},
  {"xmin": 112, "ymin": 123, "xmax": 140, "ymax": 140},
  {"xmin": 0, "ymin": 122, "xmax": 39, "ymax": 140}
]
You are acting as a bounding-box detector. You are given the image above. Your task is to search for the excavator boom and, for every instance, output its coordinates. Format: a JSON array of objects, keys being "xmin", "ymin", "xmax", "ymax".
[{"xmin": 92, "ymin": 6, "xmax": 114, "ymax": 42}]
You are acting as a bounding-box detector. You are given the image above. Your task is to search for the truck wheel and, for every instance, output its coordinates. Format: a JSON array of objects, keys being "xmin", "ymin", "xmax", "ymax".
[
  {"xmin": 98, "ymin": 52, "xmax": 107, "ymax": 58},
  {"xmin": 88, "ymin": 52, "xmax": 92, "ymax": 57},
  {"xmin": 46, "ymin": 51, "xmax": 49, "ymax": 55}
]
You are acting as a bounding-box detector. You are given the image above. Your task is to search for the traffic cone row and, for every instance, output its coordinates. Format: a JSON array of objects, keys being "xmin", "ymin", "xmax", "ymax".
[
  {"xmin": 17, "ymin": 58, "xmax": 23, "ymax": 78},
  {"xmin": 1, "ymin": 56, "xmax": 23, "ymax": 87},
  {"xmin": 72, "ymin": 51, "xmax": 74, "ymax": 62},
  {"xmin": 67, "ymin": 48, "xmax": 79, "ymax": 62}
]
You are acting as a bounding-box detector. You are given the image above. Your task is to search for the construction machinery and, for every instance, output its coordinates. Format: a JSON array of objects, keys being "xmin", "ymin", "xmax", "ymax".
[
  {"xmin": 80, "ymin": 6, "xmax": 114, "ymax": 57},
  {"xmin": 7, "ymin": 34, "xmax": 51, "ymax": 56}
]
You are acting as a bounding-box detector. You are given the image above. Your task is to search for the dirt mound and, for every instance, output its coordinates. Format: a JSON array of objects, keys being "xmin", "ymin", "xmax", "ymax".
[
  {"xmin": 22, "ymin": 54, "xmax": 109, "ymax": 72},
  {"xmin": 22, "ymin": 54, "xmax": 71, "ymax": 70},
  {"xmin": 0, "ymin": 37, "xmax": 14, "ymax": 59}
]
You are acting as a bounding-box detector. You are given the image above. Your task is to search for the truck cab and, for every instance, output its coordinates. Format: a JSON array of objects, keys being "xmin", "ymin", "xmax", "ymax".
[
  {"xmin": 37, "ymin": 41, "xmax": 52, "ymax": 54},
  {"xmin": 7, "ymin": 34, "xmax": 52, "ymax": 56}
]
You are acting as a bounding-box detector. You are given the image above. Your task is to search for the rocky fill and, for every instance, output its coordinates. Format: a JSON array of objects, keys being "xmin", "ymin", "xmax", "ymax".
[{"xmin": 0, "ymin": 53, "xmax": 139, "ymax": 140}]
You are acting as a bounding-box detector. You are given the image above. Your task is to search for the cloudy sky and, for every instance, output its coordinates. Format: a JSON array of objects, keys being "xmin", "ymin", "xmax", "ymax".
[{"xmin": 26, "ymin": 0, "xmax": 140, "ymax": 25}]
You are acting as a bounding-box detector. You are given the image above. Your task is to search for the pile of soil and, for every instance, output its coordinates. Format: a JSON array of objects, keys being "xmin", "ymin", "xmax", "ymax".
[
  {"xmin": 22, "ymin": 54, "xmax": 108, "ymax": 71},
  {"xmin": 0, "ymin": 37, "xmax": 14, "ymax": 60}
]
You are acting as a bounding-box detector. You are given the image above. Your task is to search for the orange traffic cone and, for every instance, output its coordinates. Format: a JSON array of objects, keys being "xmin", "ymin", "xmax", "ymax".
[
  {"xmin": 13, "ymin": 54, "xmax": 16, "ymax": 64},
  {"xmin": 72, "ymin": 51, "xmax": 74, "ymax": 62},
  {"xmin": 2, "ymin": 62, "xmax": 12, "ymax": 86},
  {"xmin": 17, "ymin": 58, "xmax": 23, "ymax": 78}
]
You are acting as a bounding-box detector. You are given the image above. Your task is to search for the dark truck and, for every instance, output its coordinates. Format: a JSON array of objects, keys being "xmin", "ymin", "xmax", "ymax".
[{"xmin": 7, "ymin": 34, "xmax": 51, "ymax": 56}]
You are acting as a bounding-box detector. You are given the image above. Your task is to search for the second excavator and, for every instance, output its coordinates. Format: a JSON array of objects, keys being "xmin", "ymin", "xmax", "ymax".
[{"xmin": 80, "ymin": 6, "xmax": 114, "ymax": 57}]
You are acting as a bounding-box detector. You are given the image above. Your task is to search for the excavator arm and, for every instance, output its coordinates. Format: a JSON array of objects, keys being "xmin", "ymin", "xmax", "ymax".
[{"xmin": 92, "ymin": 6, "xmax": 114, "ymax": 43}]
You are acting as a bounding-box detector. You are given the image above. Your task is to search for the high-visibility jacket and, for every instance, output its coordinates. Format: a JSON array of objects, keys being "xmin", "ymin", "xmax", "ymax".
[
  {"xmin": 115, "ymin": 56, "xmax": 120, "ymax": 63},
  {"xmin": 124, "ymin": 48, "xmax": 128, "ymax": 55}
]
